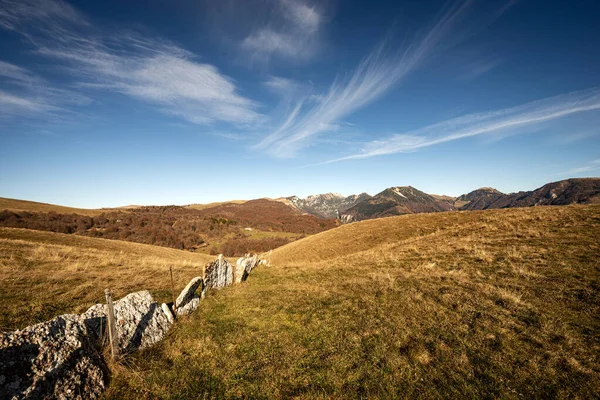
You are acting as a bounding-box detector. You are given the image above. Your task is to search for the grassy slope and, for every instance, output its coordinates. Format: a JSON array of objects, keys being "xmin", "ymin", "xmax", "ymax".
[
  {"xmin": 103, "ymin": 205, "xmax": 600, "ymax": 399},
  {"xmin": 186, "ymin": 200, "xmax": 247, "ymax": 211},
  {"xmin": 196, "ymin": 229, "xmax": 302, "ymax": 255},
  {"xmin": 0, "ymin": 228, "xmax": 214, "ymax": 331},
  {"xmin": 0, "ymin": 197, "xmax": 106, "ymax": 216}
]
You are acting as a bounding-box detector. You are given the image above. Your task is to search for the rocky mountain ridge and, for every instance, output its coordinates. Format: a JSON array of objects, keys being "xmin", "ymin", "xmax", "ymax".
[
  {"xmin": 339, "ymin": 186, "xmax": 454, "ymax": 222},
  {"xmin": 282, "ymin": 178, "xmax": 599, "ymax": 222},
  {"xmin": 286, "ymin": 192, "xmax": 372, "ymax": 218},
  {"xmin": 459, "ymin": 178, "xmax": 600, "ymax": 210}
]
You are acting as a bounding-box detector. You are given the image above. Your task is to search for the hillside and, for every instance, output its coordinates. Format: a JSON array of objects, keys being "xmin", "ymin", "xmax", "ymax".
[
  {"xmin": 194, "ymin": 198, "xmax": 339, "ymax": 233},
  {"xmin": 340, "ymin": 186, "xmax": 453, "ymax": 222},
  {"xmin": 105, "ymin": 204, "xmax": 600, "ymax": 398},
  {"xmin": 0, "ymin": 227, "xmax": 215, "ymax": 331},
  {"xmin": 0, "ymin": 199, "xmax": 337, "ymax": 256},
  {"xmin": 186, "ymin": 200, "xmax": 247, "ymax": 211},
  {"xmin": 0, "ymin": 197, "xmax": 106, "ymax": 216},
  {"xmin": 337, "ymin": 178, "xmax": 600, "ymax": 222},
  {"xmin": 455, "ymin": 187, "xmax": 505, "ymax": 210},
  {"xmin": 287, "ymin": 192, "xmax": 372, "ymax": 218},
  {"xmin": 459, "ymin": 178, "xmax": 600, "ymax": 210}
]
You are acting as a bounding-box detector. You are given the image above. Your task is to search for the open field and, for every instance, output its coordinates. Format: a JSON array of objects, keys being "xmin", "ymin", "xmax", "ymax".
[
  {"xmin": 104, "ymin": 205, "xmax": 600, "ymax": 398},
  {"xmin": 0, "ymin": 197, "xmax": 106, "ymax": 216},
  {"xmin": 0, "ymin": 228, "xmax": 215, "ymax": 331}
]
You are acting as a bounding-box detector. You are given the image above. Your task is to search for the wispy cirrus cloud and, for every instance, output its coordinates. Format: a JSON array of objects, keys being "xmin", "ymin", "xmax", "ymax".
[
  {"xmin": 552, "ymin": 130, "xmax": 599, "ymax": 144},
  {"xmin": 255, "ymin": 0, "xmax": 516, "ymax": 158},
  {"xmin": 0, "ymin": 0, "xmax": 261, "ymax": 126},
  {"xmin": 241, "ymin": 0, "xmax": 324, "ymax": 62},
  {"xmin": 0, "ymin": 89, "xmax": 57, "ymax": 116},
  {"xmin": 0, "ymin": 61, "xmax": 40, "ymax": 85},
  {"xmin": 316, "ymin": 88, "xmax": 600, "ymax": 165},
  {"xmin": 557, "ymin": 158, "xmax": 600, "ymax": 176},
  {"xmin": 0, "ymin": 0, "xmax": 85, "ymax": 32},
  {"xmin": 263, "ymin": 76, "xmax": 303, "ymax": 94},
  {"xmin": 0, "ymin": 60, "xmax": 90, "ymax": 119},
  {"xmin": 457, "ymin": 57, "xmax": 502, "ymax": 81}
]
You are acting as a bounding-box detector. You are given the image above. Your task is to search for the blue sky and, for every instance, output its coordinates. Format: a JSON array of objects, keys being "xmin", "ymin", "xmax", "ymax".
[{"xmin": 0, "ymin": 0, "xmax": 599, "ymax": 208}]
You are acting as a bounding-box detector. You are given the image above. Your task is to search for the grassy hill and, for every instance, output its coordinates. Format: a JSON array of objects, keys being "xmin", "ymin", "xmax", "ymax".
[
  {"xmin": 104, "ymin": 205, "xmax": 600, "ymax": 398},
  {"xmin": 0, "ymin": 228, "xmax": 215, "ymax": 331},
  {"xmin": 0, "ymin": 198, "xmax": 337, "ymax": 256},
  {"xmin": 0, "ymin": 197, "xmax": 105, "ymax": 216},
  {"xmin": 186, "ymin": 200, "xmax": 247, "ymax": 211}
]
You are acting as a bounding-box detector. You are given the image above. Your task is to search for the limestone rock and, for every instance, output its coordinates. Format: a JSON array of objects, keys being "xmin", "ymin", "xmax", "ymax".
[
  {"xmin": 235, "ymin": 254, "xmax": 260, "ymax": 283},
  {"xmin": 234, "ymin": 258, "xmax": 245, "ymax": 284},
  {"xmin": 259, "ymin": 259, "xmax": 270, "ymax": 266},
  {"xmin": 0, "ymin": 314, "xmax": 107, "ymax": 400},
  {"xmin": 175, "ymin": 276, "xmax": 203, "ymax": 309},
  {"xmin": 203, "ymin": 255, "xmax": 233, "ymax": 295},
  {"xmin": 82, "ymin": 290, "xmax": 172, "ymax": 354},
  {"xmin": 161, "ymin": 303, "xmax": 175, "ymax": 324},
  {"xmin": 176, "ymin": 296, "xmax": 200, "ymax": 317}
]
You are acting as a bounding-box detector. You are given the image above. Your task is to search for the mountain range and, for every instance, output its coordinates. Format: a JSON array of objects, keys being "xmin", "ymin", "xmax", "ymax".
[
  {"xmin": 287, "ymin": 178, "xmax": 600, "ymax": 222},
  {"xmin": 284, "ymin": 192, "xmax": 371, "ymax": 218},
  {"xmin": 1, "ymin": 178, "xmax": 598, "ymax": 254}
]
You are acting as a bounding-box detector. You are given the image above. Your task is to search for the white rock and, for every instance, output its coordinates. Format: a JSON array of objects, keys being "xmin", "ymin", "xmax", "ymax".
[
  {"xmin": 176, "ymin": 296, "xmax": 200, "ymax": 317},
  {"xmin": 0, "ymin": 314, "xmax": 106, "ymax": 400},
  {"xmin": 204, "ymin": 256, "xmax": 234, "ymax": 294},
  {"xmin": 82, "ymin": 290, "xmax": 171, "ymax": 354},
  {"xmin": 161, "ymin": 303, "xmax": 175, "ymax": 324},
  {"xmin": 235, "ymin": 254, "xmax": 260, "ymax": 283},
  {"xmin": 175, "ymin": 276, "xmax": 203, "ymax": 309}
]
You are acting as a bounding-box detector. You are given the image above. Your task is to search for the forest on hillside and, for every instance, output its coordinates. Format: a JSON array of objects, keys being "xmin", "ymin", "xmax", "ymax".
[{"xmin": 0, "ymin": 201, "xmax": 336, "ymax": 256}]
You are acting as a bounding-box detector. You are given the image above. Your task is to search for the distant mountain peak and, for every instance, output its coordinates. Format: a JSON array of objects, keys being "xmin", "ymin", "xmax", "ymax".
[
  {"xmin": 458, "ymin": 178, "xmax": 600, "ymax": 210},
  {"xmin": 476, "ymin": 187, "xmax": 502, "ymax": 193},
  {"xmin": 283, "ymin": 178, "xmax": 600, "ymax": 223},
  {"xmin": 340, "ymin": 185, "xmax": 454, "ymax": 222},
  {"xmin": 287, "ymin": 192, "xmax": 372, "ymax": 218},
  {"xmin": 305, "ymin": 192, "xmax": 344, "ymax": 200}
]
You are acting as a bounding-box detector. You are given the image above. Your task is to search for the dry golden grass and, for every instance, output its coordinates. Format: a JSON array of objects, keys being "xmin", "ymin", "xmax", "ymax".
[
  {"xmin": 186, "ymin": 200, "xmax": 247, "ymax": 211},
  {"xmin": 104, "ymin": 205, "xmax": 600, "ymax": 399},
  {"xmin": 0, "ymin": 228, "xmax": 216, "ymax": 331},
  {"xmin": 0, "ymin": 197, "xmax": 107, "ymax": 216}
]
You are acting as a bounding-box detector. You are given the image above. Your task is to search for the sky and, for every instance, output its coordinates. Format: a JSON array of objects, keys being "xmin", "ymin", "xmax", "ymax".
[{"xmin": 0, "ymin": 0, "xmax": 599, "ymax": 208}]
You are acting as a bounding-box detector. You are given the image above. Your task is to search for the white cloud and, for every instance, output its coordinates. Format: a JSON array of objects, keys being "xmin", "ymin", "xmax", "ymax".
[
  {"xmin": 0, "ymin": 61, "xmax": 90, "ymax": 119},
  {"xmin": 256, "ymin": 0, "xmax": 480, "ymax": 157},
  {"xmin": 0, "ymin": 89, "xmax": 56, "ymax": 115},
  {"xmin": 0, "ymin": 0, "xmax": 261, "ymax": 126},
  {"xmin": 242, "ymin": 29, "xmax": 299, "ymax": 59},
  {"xmin": 281, "ymin": 0, "xmax": 321, "ymax": 32},
  {"xmin": 0, "ymin": 0, "xmax": 85, "ymax": 31},
  {"xmin": 0, "ymin": 61, "xmax": 40, "ymax": 85},
  {"xmin": 318, "ymin": 88, "xmax": 600, "ymax": 165},
  {"xmin": 263, "ymin": 76, "xmax": 310, "ymax": 101},
  {"xmin": 241, "ymin": 0, "xmax": 324, "ymax": 62},
  {"xmin": 264, "ymin": 76, "xmax": 299, "ymax": 92}
]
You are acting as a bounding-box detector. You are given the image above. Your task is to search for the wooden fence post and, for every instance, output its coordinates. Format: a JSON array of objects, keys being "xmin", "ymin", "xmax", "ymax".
[
  {"xmin": 170, "ymin": 267, "xmax": 177, "ymax": 316},
  {"xmin": 104, "ymin": 288, "xmax": 119, "ymax": 361}
]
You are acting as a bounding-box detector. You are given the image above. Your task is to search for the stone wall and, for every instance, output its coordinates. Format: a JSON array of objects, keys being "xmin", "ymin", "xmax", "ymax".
[{"xmin": 0, "ymin": 254, "xmax": 262, "ymax": 400}]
